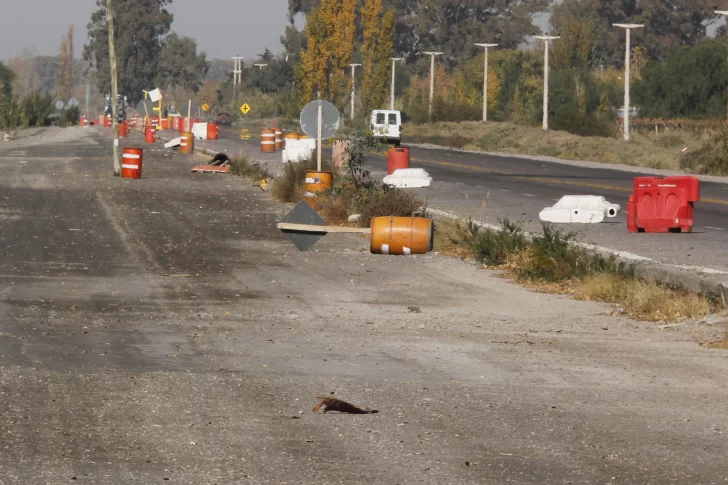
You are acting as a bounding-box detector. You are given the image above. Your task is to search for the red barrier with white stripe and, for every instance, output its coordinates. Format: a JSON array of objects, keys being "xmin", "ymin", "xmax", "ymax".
[{"xmin": 121, "ymin": 147, "xmax": 143, "ymax": 179}]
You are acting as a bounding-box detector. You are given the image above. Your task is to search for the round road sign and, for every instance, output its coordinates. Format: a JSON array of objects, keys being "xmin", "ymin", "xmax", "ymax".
[
  {"xmin": 300, "ymin": 100, "xmax": 340, "ymax": 140},
  {"xmin": 55, "ymin": 100, "xmax": 64, "ymax": 110}
]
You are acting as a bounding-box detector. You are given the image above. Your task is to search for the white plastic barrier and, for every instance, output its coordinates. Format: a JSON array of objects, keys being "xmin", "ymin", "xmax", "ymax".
[
  {"xmin": 539, "ymin": 195, "xmax": 621, "ymax": 224},
  {"xmin": 282, "ymin": 138, "xmax": 316, "ymax": 163},
  {"xmin": 191, "ymin": 122, "xmax": 208, "ymax": 140},
  {"xmin": 383, "ymin": 168, "xmax": 433, "ymax": 188}
]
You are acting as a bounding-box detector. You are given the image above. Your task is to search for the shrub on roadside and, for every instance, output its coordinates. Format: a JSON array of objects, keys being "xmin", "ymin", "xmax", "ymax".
[
  {"xmin": 680, "ymin": 125, "xmax": 728, "ymax": 175},
  {"xmin": 355, "ymin": 186, "xmax": 424, "ymax": 227},
  {"xmin": 271, "ymin": 155, "xmax": 331, "ymax": 203},
  {"xmin": 230, "ymin": 154, "xmax": 270, "ymax": 181}
]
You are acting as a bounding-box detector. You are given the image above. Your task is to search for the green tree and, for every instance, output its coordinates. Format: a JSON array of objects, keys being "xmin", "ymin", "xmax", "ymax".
[
  {"xmin": 361, "ymin": 0, "xmax": 395, "ymax": 115},
  {"xmin": 633, "ymin": 40, "xmax": 728, "ymax": 119},
  {"xmin": 156, "ymin": 33, "xmax": 209, "ymax": 93},
  {"xmin": 551, "ymin": 16, "xmax": 595, "ymax": 70},
  {"xmin": 83, "ymin": 0, "xmax": 173, "ymax": 103}
]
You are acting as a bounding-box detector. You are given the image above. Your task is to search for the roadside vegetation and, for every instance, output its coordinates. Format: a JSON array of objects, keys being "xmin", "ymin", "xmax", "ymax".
[
  {"xmin": 230, "ymin": 154, "xmax": 271, "ymax": 181},
  {"xmin": 434, "ymin": 218, "xmax": 716, "ymax": 323}
]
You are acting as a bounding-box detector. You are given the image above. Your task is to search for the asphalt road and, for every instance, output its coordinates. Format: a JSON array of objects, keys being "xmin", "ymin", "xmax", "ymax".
[{"xmin": 2, "ymin": 127, "xmax": 728, "ymax": 483}]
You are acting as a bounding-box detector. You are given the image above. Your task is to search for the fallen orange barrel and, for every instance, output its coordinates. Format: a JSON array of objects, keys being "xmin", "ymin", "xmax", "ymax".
[
  {"xmin": 304, "ymin": 171, "xmax": 333, "ymax": 207},
  {"xmin": 121, "ymin": 147, "xmax": 143, "ymax": 179},
  {"xmin": 370, "ymin": 217, "xmax": 433, "ymax": 255},
  {"xmin": 180, "ymin": 132, "xmax": 194, "ymax": 154},
  {"xmin": 261, "ymin": 129, "xmax": 275, "ymax": 152},
  {"xmin": 387, "ymin": 146, "xmax": 410, "ymax": 175},
  {"xmin": 145, "ymin": 125, "xmax": 156, "ymax": 143},
  {"xmin": 207, "ymin": 122, "xmax": 219, "ymax": 141},
  {"xmin": 275, "ymin": 129, "xmax": 283, "ymax": 150}
]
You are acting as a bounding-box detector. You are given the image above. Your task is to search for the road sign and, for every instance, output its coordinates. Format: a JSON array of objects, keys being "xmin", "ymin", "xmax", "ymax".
[
  {"xmin": 278, "ymin": 200, "xmax": 370, "ymax": 251},
  {"xmin": 240, "ymin": 103, "xmax": 251, "ymax": 114},
  {"xmin": 300, "ymin": 100, "xmax": 340, "ymax": 140},
  {"xmin": 55, "ymin": 100, "xmax": 64, "ymax": 110},
  {"xmin": 201, "ymin": 103, "xmax": 209, "ymax": 112},
  {"xmin": 66, "ymin": 97, "xmax": 80, "ymax": 108}
]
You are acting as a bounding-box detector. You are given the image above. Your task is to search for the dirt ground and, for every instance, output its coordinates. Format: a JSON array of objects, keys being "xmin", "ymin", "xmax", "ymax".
[{"xmin": 1, "ymin": 127, "xmax": 727, "ymax": 484}]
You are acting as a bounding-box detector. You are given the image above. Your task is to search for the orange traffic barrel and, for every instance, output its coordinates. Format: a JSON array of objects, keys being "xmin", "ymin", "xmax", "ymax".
[
  {"xmin": 180, "ymin": 132, "xmax": 194, "ymax": 154},
  {"xmin": 121, "ymin": 147, "xmax": 143, "ymax": 179},
  {"xmin": 304, "ymin": 171, "xmax": 333, "ymax": 207},
  {"xmin": 103, "ymin": 116, "xmax": 111, "ymax": 128},
  {"xmin": 387, "ymin": 146, "xmax": 410, "ymax": 175},
  {"xmin": 261, "ymin": 129, "xmax": 275, "ymax": 153},
  {"xmin": 171, "ymin": 116, "xmax": 181, "ymax": 131},
  {"xmin": 207, "ymin": 122, "xmax": 219, "ymax": 141},
  {"xmin": 118, "ymin": 121, "xmax": 129, "ymax": 138},
  {"xmin": 160, "ymin": 117, "xmax": 169, "ymax": 130},
  {"xmin": 145, "ymin": 125, "xmax": 156, "ymax": 144},
  {"xmin": 275, "ymin": 129, "xmax": 283, "ymax": 150},
  {"xmin": 370, "ymin": 217, "xmax": 433, "ymax": 255}
]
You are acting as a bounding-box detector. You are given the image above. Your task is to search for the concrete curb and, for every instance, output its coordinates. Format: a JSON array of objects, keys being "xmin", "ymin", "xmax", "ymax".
[{"xmin": 424, "ymin": 208, "xmax": 728, "ymax": 307}]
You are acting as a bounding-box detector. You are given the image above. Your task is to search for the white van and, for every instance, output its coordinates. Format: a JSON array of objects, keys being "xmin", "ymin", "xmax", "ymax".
[{"xmin": 370, "ymin": 110, "xmax": 402, "ymax": 145}]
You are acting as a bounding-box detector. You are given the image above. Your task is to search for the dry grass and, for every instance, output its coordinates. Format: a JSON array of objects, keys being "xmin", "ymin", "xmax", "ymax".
[
  {"xmin": 230, "ymin": 154, "xmax": 270, "ymax": 181},
  {"xmin": 432, "ymin": 219, "xmax": 475, "ymax": 259},
  {"xmin": 574, "ymin": 273, "xmax": 713, "ymax": 322},
  {"xmin": 404, "ymin": 121, "xmax": 693, "ymax": 170},
  {"xmin": 356, "ymin": 188, "xmax": 424, "ymax": 228}
]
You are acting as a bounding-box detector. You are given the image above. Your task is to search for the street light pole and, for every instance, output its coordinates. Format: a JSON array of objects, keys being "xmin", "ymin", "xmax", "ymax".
[
  {"xmin": 390, "ymin": 58, "xmax": 403, "ymax": 110},
  {"xmin": 349, "ymin": 63, "xmax": 361, "ymax": 121},
  {"xmin": 475, "ymin": 43, "xmax": 498, "ymax": 122},
  {"xmin": 614, "ymin": 24, "xmax": 644, "ymax": 141},
  {"xmin": 715, "ymin": 10, "xmax": 728, "ymax": 118},
  {"xmin": 106, "ymin": 0, "xmax": 120, "ymax": 175},
  {"xmin": 534, "ymin": 36, "xmax": 560, "ymax": 131},
  {"xmin": 423, "ymin": 52, "xmax": 443, "ymax": 117}
]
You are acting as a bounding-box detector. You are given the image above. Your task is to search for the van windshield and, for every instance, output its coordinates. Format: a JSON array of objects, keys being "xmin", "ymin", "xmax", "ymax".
[{"xmin": 376, "ymin": 113, "xmax": 385, "ymax": 124}]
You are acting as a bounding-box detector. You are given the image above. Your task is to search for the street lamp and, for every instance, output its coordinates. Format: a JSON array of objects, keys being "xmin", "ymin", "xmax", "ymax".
[
  {"xmin": 254, "ymin": 63, "xmax": 268, "ymax": 70},
  {"xmin": 534, "ymin": 35, "xmax": 560, "ymax": 131},
  {"xmin": 422, "ymin": 52, "xmax": 443, "ymax": 116},
  {"xmin": 349, "ymin": 63, "xmax": 362, "ymax": 121},
  {"xmin": 614, "ymin": 23, "xmax": 644, "ymax": 141},
  {"xmin": 390, "ymin": 58, "xmax": 404, "ymax": 110},
  {"xmin": 475, "ymin": 43, "xmax": 498, "ymax": 122}
]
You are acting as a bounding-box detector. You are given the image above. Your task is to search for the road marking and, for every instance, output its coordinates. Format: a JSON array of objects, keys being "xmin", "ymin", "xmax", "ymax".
[
  {"xmin": 706, "ymin": 226, "xmax": 725, "ymax": 231},
  {"xmin": 501, "ymin": 189, "xmax": 510, "ymax": 192},
  {"xmin": 523, "ymin": 194, "xmax": 535, "ymax": 197},
  {"xmin": 409, "ymin": 156, "xmax": 728, "ymax": 206}
]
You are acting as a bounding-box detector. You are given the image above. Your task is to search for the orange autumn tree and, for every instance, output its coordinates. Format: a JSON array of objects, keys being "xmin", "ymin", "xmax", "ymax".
[
  {"xmin": 361, "ymin": 0, "xmax": 395, "ymax": 115},
  {"xmin": 297, "ymin": 0, "xmax": 356, "ymax": 107}
]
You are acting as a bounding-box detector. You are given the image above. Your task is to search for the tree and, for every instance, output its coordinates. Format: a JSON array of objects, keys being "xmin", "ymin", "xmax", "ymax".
[
  {"xmin": 83, "ymin": 0, "xmax": 173, "ymax": 103},
  {"xmin": 8, "ymin": 48, "xmax": 41, "ymax": 99},
  {"xmin": 361, "ymin": 0, "xmax": 395, "ymax": 115},
  {"xmin": 297, "ymin": 0, "xmax": 357, "ymax": 106},
  {"xmin": 551, "ymin": 16, "xmax": 595, "ymax": 70},
  {"xmin": 57, "ymin": 25, "xmax": 75, "ymax": 101},
  {"xmin": 156, "ymin": 33, "xmax": 209, "ymax": 93},
  {"xmin": 633, "ymin": 40, "xmax": 728, "ymax": 119}
]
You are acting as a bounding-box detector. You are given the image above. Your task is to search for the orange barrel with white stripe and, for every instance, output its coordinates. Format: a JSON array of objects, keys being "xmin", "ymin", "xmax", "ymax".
[
  {"xmin": 370, "ymin": 217, "xmax": 433, "ymax": 255},
  {"xmin": 103, "ymin": 116, "xmax": 111, "ymax": 128},
  {"xmin": 261, "ymin": 129, "xmax": 275, "ymax": 152},
  {"xmin": 275, "ymin": 129, "xmax": 283, "ymax": 150},
  {"xmin": 171, "ymin": 116, "xmax": 181, "ymax": 131},
  {"xmin": 161, "ymin": 117, "xmax": 169, "ymax": 130},
  {"xmin": 118, "ymin": 121, "xmax": 129, "ymax": 138},
  {"xmin": 180, "ymin": 132, "xmax": 194, "ymax": 154},
  {"xmin": 145, "ymin": 125, "xmax": 156, "ymax": 144},
  {"xmin": 304, "ymin": 171, "xmax": 333, "ymax": 207},
  {"xmin": 207, "ymin": 122, "xmax": 219, "ymax": 140},
  {"xmin": 121, "ymin": 147, "xmax": 143, "ymax": 179}
]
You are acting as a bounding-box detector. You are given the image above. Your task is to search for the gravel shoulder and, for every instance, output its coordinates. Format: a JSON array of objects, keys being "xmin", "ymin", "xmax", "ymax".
[{"xmin": 0, "ymin": 127, "xmax": 727, "ymax": 484}]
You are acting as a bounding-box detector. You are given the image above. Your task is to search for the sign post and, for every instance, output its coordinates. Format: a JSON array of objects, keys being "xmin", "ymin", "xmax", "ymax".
[{"xmin": 299, "ymin": 99, "xmax": 340, "ymax": 171}]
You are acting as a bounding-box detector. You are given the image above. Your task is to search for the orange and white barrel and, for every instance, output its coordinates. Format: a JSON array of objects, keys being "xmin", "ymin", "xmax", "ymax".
[
  {"xmin": 121, "ymin": 147, "xmax": 143, "ymax": 179},
  {"xmin": 275, "ymin": 129, "xmax": 283, "ymax": 150},
  {"xmin": 145, "ymin": 126, "xmax": 156, "ymax": 144},
  {"xmin": 180, "ymin": 132, "xmax": 194, "ymax": 154},
  {"xmin": 261, "ymin": 129, "xmax": 275, "ymax": 153}
]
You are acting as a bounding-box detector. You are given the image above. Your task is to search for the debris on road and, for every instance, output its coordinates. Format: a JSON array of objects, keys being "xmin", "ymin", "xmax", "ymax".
[
  {"xmin": 164, "ymin": 137, "xmax": 181, "ymax": 149},
  {"xmin": 190, "ymin": 165, "xmax": 231, "ymax": 174},
  {"xmin": 539, "ymin": 195, "xmax": 621, "ymax": 224},
  {"xmin": 312, "ymin": 395, "xmax": 379, "ymax": 414},
  {"xmin": 383, "ymin": 168, "xmax": 433, "ymax": 188}
]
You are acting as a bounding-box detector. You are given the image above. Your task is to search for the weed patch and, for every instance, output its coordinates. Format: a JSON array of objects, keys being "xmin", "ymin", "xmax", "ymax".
[
  {"xmin": 271, "ymin": 156, "xmax": 330, "ymax": 204},
  {"xmin": 355, "ymin": 187, "xmax": 424, "ymax": 227},
  {"xmin": 230, "ymin": 154, "xmax": 270, "ymax": 181}
]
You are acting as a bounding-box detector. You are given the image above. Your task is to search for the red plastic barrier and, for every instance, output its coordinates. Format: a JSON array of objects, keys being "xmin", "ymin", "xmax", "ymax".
[
  {"xmin": 387, "ymin": 147, "xmax": 410, "ymax": 175},
  {"xmin": 628, "ymin": 176, "xmax": 700, "ymax": 233}
]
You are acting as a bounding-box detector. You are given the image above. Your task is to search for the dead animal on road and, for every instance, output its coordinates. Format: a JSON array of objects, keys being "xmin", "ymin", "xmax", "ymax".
[{"xmin": 312, "ymin": 395, "xmax": 378, "ymax": 414}]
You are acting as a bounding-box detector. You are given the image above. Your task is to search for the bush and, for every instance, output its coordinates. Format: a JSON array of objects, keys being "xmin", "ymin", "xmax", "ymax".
[
  {"xmin": 19, "ymin": 91, "xmax": 53, "ymax": 127},
  {"xmin": 60, "ymin": 106, "xmax": 80, "ymax": 126},
  {"xmin": 680, "ymin": 125, "xmax": 728, "ymax": 175},
  {"xmin": 356, "ymin": 186, "xmax": 424, "ymax": 227},
  {"xmin": 230, "ymin": 154, "xmax": 270, "ymax": 180},
  {"xmin": 271, "ymin": 155, "xmax": 331, "ymax": 203},
  {"xmin": 452, "ymin": 218, "xmax": 528, "ymax": 266}
]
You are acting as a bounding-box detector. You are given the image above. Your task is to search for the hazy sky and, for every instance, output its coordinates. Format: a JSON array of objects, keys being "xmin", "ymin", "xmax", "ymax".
[{"xmin": 0, "ymin": 0, "xmax": 291, "ymax": 62}]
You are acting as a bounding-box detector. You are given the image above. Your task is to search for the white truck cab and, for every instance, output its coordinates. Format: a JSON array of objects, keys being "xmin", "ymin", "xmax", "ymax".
[{"xmin": 370, "ymin": 110, "xmax": 402, "ymax": 145}]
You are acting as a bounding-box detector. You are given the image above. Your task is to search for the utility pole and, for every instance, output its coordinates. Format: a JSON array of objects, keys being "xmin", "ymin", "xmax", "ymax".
[
  {"xmin": 253, "ymin": 64, "xmax": 268, "ymax": 70},
  {"xmin": 106, "ymin": 0, "xmax": 120, "ymax": 175},
  {"xmin": 614, "ymin": 23, "xmax": 644, "ymax": 141},
  {"xmin": 232, "ymin": 56, "xmax": 243, "ymax": 104},
  {"xmin": 390, "ymin": 57, "xmax": 403, "ymax": 110},
  {"xmin": 349, "ymin": 63, "xmax": 361, "ymax": 121},
  {"xmin": 422, "ymin": 52, "xmax": 443, "ymax": 117},
  {"xmin": 475, "ymin": 43, "xmax": 498, "ymax": 122},
  {"xmin": 534, "ymin": 35, "xmax": 560, "ymax": 131}
]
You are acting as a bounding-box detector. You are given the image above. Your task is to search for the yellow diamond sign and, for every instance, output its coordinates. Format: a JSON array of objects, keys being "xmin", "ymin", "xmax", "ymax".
[
  {"xmin": 201, "ymin": 103, "xmax": 210, "ymax": 112},
  {"xmin": 240, "ymin": 103, "xmax": 251, "ymax": 114}
]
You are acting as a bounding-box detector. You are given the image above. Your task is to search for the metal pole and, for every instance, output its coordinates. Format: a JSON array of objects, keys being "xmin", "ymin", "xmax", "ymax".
[
  {"xmin": 543, "ymin": 41, "xmax": 549, "ymax": 131},
  {"xmin": 624, "ymin": 28, "xmax": 631, "ymax": 141},
  {"xmin": 484, "ymin": 48, "xmax": 489, "ymax": 122},
  {"xmin": 391, "ymin": 60, "xmax": 396, "ymax": 110},
  {"xmin": 350, "ymin": 63, "xmax": 360, "ymax": 121},
  {"xmin": 429, "ymin": 54, "xmax": 435, "ymax": 116},
  {"xmin": 316, "ymin": 102, "xmax": 323, "ymax": 172},
  {"xmin": 106, "ymin": 0, "xmax": 120, "ymax": 176}
]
